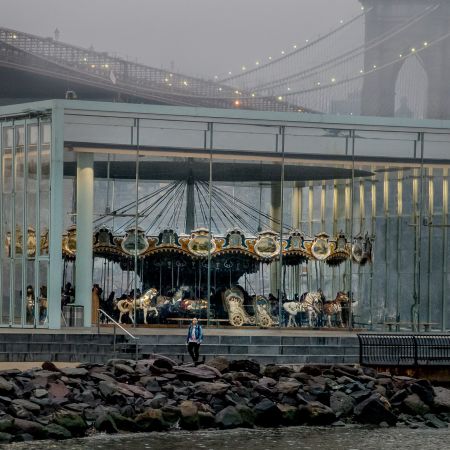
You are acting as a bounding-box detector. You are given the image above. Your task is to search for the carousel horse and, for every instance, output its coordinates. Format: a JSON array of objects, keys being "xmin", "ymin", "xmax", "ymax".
[
  {"xmin": 117, "ymin": 288, "xmax": 159, "ymax": 324},
  {"xmin": 283, "ymin": 291, "xmax": 323, "ymax": 327},
  {"xmin": 322, "ymin": 291, "xmax": 349, "ymax": 327}
]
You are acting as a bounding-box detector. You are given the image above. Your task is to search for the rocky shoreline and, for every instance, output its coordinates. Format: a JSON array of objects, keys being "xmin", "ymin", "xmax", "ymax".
[{"xmin": 0, "ymin": 356, "xmax": 449, "ymax": 443}]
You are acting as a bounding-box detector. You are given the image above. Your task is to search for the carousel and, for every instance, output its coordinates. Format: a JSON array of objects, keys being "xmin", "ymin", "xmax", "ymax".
[{"xmin": 58, "ymin": 177, "xmax": 374, "ymax": 328}]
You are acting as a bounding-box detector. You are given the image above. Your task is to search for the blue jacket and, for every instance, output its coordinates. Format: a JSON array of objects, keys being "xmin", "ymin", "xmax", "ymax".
[{"xmin": 186, "ymin": 324, "xmax": 203, "ymax": 343}]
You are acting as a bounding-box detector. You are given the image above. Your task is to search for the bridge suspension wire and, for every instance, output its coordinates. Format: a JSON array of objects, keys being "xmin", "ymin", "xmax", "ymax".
[{"xmin": 219, "ymin": 8, "xmax": 371, "ymax": 84}]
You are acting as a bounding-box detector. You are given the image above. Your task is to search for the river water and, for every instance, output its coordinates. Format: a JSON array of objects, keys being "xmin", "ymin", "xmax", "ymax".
[{"xmin": 4, "ymin": 426, "xmax": 450, "ymax": 450}]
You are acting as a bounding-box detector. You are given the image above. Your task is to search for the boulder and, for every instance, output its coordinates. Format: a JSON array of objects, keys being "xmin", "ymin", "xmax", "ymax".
[
  {"xmin": 229, "ymin": 360, "xmax": 261, "ymax": 376},
  {"xmin": 94, "ymin": 413, "xmax": 118, "ymax": 433},
  {"xmin": 253, "ymin": 398, "xmax": 282, "ymax": 426},
  {"xmin": 110, "ymin": 413, "xmax": 139, "ymax": 432},
  {"xmin": 114, "ymin": 364, "xmax": 135, "ymax": 376},
  {"xmin": 60, "ymin": 367, "xmax": 89, "ymax": 378},
  {"xmin": 198, "ymin": 411, "xmax": 216, "ymax": 428},
  {"xmin": 207, "ymin": 357, "xmax": 230, "ymax": 373},
  {"xmin": 161, "ymin": 405, "xmax": 181, "ymax": 424},
  {"xmin": 11, "ymin": 399, "xmax": 40, "ymax": 414},
  {"xmin": 179, "ymin": 400, "xmax": 199, "ymax": 430},
  {"xmin": 329, "ymin": 391, "xmax": 354, "ymax": 417},
  {"xmin": 276, "ymin": 381, "xmax": 301, "ymax": 396},
  {"xmin": 299, "ymin": 365, "xmax": 322, "ymax": 377},
  {"xmin": 433, "ymin": 387, "xmax": 450, "ymax": 412},
  {"xmin": 354, "ymin": 393, "xmax": 397, "ymax": 425},
  {"xmin": 48, "ymin": 382, "xmax": 70, "ymax": 399},
  {"xmin": 174, "ymin": 366, "xmax": 219, "ymax": 381},
  {"xmin": 54, "ymin": 413, "xmax": 88, "ymax": 437},
  {"xmin": 410, "ymin": 380, "xmax": 435, "ymax": 405},
  {"xmin": 402, "ymin": 393, "xmax": 430, "ymax": 416},
  {"xmin": 263, "ymin": 365, "xmax": 293, "ymax": 380},
  {"xmin": 235, "ymin": 404, "xmax": 255, "ymax": 427},
  {"xmin": 0, "ymin": 419, "xmax": 14, "ymax": 434},
  {"xmin": 42, "ymin": 361, "xmax": 60, "ymax": 372},
  {"xmin": 43, "ymin": 423, "xmax": 72, "ymax": 440},
  {"xmin": 0, "ymin": 377, "xmax": 13, "ymax": 392},
  {"xmin": 277, "ymin": 403, "xmax": 300, "ymax": 425},
  {"xmin": 0, "ymin": 432, "xmax": 12, "ymax": 443},
  {"xmin": 424, "ymin": 413, "xmax": 448, "ymax": 429},
  {"xmin": 195, "ymin": 382, "xmax": 230, "ymax": 396},
  {"xmin": 215, "ymin": 405, "xmax": 243, "ymax": 429},
  {"xmin": 298, "ymin": 401, "xmax": 336, "ymax": 425},
  {"xmin": 134, "ymin": 408, "xmax": 169, "ymax": 431},
  {"xmin": 13, "ymin": 418, "xmax": 46, "ymax": 438}
]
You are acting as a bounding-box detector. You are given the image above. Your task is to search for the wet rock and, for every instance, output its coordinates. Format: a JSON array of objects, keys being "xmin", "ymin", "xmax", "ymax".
[
  {"xmin": 329, "ymin": 391, "xmax": 354, "ymax": 417},
  {"xmin": 179, "ymin": 400, "xmax": 199, "ymax": 430},
  {"xmin": 195, "ymin": 382, "xmax": 229, "ymax": 396},
  {"xmin": 13, "ymin": 418, "xmax": 45, "ymax": 437},
  {"xmin": 277, "ymin": 404, "xmax": 300, "ymax": 425},
  {"xmin": 135, "ymin": 408, "xmax": 169, "ymax": 431},
  {"xmin": 433, "ymin": 387, "xmax": 450, "ymax": 412},
  {"xmin": 0, "ymin": 432, "xmax": 12, "ymax": 443},
  {"xmin": 54, "ymin": 413, "xmax": 88, "ymax": 437},
  {"xmin": 424, "ymin": 413, "xmax": 448, "ymax": 429},
  {"xmin": 198, "ymin": 411, "xmax": 216, "ymax": 428},
  {"xmin": 253, "ymin": 398, "xmax": 282, "ymax": 426},
  {"xmin": 215, "ymin": 405, "xmax": 243, "ymax": 429},
  {"xmin": 235, "ymin": 403, "xmax": 255, "ymax": 427},
  {"xmin": 43, "ymin": 423, "xmax": 72, "ymax": 440},
  {"xmin": 94, "ymin": 413, "xmax": 118, "ymax": 433},
  {"xmin": 149, "ymin": 393, "xmax": 168, "ymax": 409},
  {"xmin": 354, "ymin": 393, "xmax": 397, "ymax": 426},
  {"xmin": 402, "ymin": 393, "xmax": 430, "ymax": 416},
  {"xmin": 110, "ymin": 413, "xmax": 138, "ymax": 431},
  {"xmin": 298, "ymin": 401, "xmax": 336, "ymax": 425},
  {"xmin": 161, "ymin": 405, "xmax": 181, "ymax": 424}
]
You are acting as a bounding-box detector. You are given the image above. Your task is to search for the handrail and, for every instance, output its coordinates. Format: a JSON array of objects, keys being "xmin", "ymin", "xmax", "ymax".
[{"xmin": 97, "ymin": 309, "xmax": 140, "ymax": 360}]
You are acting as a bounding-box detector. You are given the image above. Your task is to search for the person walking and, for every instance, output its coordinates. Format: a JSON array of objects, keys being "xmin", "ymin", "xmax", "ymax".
[{"xmin": 186, "ymin": 317, "xmax": 203, "ymax": 365}]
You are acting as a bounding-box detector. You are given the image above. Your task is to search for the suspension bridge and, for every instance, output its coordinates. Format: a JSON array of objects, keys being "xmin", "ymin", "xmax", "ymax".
[{"xmin": 1, "ymin": 0, "xmax": 450, "ymax": 118}]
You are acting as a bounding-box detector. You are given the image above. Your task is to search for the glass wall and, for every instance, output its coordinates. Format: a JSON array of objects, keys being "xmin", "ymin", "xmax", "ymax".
[
  {"xmin": 59, "ymin": 108, "xmax": 450, "ymax": 331},
  {"xmin": 0, "ymin": 118, "xmax": 51, "ymax": 327}
]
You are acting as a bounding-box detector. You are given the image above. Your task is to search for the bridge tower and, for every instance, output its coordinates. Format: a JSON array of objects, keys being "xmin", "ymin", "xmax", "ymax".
[{"xmin": 360, "ymin": 0, "xmax": 450, "ymax": 119}]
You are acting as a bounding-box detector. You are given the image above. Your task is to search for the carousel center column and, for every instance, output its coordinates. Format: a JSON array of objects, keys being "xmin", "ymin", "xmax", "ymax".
[{"xmin": 75, "ymin": 152, "xmax": 94, "ymax": 327}]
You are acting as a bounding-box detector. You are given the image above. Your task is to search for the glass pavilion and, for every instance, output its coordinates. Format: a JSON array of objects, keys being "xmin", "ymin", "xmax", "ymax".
[{"xmin": 0, "ymin": 99, "xmax": 449, "ymax": 330}]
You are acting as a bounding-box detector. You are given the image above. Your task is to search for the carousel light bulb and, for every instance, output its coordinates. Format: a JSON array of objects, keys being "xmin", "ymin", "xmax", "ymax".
[
  {"xmin": 214, "ymin": 75, "xmax": 218, "ymax": 79},
  {"xmin": 359, "ymin": 69, "xmax": 364, "ymax": 73},
  {"xmin": 424, "ymin": 42, "xmax": 428, "ymax": 46},
  {"xmin": 305, "ymin": 39, "xmax": 309, "ymax": 43},
  {"xmin": 331, "ymin": 78, "xmax": 336, "ymax": 82},
  {"xmin": 281, "ymin": 50, "xmax": 285, "ymax": 55},
  {"xmin": 277, "ymin": 96, "xmax": 283, "ymax": 101},
  {"xmin": 287, "ymin": 87, "xmax": 291, "ymax": 91},
  {"xmin": 218, "ymin": 87, "xmax": 222, "ymax": 91},
  {"xmin": 256, "ymin": 61, "xmax": 260, "ymax": 65},
  {"xmin": 235, "ymin": 90, "xmax": 239, "ymax": 94},
  {"xmin": 228, "ymin": 71, "xmax": 232, "ymax": 75},
  {"xmin": 411, "ymin": 48, "xmax": 416, "ymax": 52},
  {"xmin": 340, "ymin": 20, "xmax": 344, "ymax": 24},
  {"xmin": 293, "ymin": 44, "xmax": 297, "ymax": 49},
  {"xmin": 399, "ymin": 54, "xmax": 403, "ymax": 58},
  {"xmin": 234, "ymin": 100, "xmax": 240, "ymax": 106},
  {"xmin": 251, "ymin": 93, "xmax": 255, "ymax": 97},
  {"xmin": 361, "ymin": 6, "xmax": 364, "ymax": 10},
  {"xmin": 268, "ymin": 56, "xmax": 272, "ymax": 60},
  {"xmin": 373, "ymin": 65, "xmax": 377, "ymax": 69},
  {"xmin": 105, "ymin": 64, "xmax": 109, "ymax": 68},
  {"xmin": 317, "ymin": 82, "xmax": 321, "ymax": 86},
  {"xmin": 183, "ymin": 80, "xmax": 188, "ymax": 86},
  {"xmin": 242, "ymin": 66, "xmax": 246, "ymax": 71},
  {"xmin": 165, "ymin": 78, "xmax": 169, "ymax": 82}
]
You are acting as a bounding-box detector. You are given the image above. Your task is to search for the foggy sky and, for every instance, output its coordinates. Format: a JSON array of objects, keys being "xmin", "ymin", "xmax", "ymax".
[{"xmin": 1, "ymin": 0, "xmax": 361, "ymax": 78}]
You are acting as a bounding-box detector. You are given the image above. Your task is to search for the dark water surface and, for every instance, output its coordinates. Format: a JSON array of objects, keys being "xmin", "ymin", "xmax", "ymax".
[{"xmin": 4, "ymin": 426, "xmax": 450, "ymax": 450}]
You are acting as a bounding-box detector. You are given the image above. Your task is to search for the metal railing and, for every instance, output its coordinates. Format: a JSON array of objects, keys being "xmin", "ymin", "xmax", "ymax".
[
  {"xmin": 358, "ymin": 333, "xmax": 450, "ymax": 367},
  {"xmin": 97, "ymin": 309, "xmax": 140, "ymax": 360}
]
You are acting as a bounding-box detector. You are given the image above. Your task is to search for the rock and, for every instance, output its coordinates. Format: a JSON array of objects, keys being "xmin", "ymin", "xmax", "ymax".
[
  {"xmin": 110, "ymin": 413, "xmax": 138, "ymax": 431},
  {"xmin": 410, "ymin": 380, "xmax": 435, "ymax": 405},
  {"xmin": 179, "ymin": 400, "xmax": 199, "ymax": 430},
  {"xmin": 207, "ymin": 357, "xmax": 230, "ymax": 373},
  {"xmin": 174, "ymin": 366, "xmax": 219, "ymax": 381},
  {"xmin": 300, "ymin": 365, "xmax": 322, "ymax": 377},
  {"xmin": 117, "ymin": 382, "xmax": 153, "ymax": 399},
  {"xmin": 54, "ymin": 413, "xmax": 88, "ymax": 437},
  {"xmin": 235, "ymin": 404, "xmax": 255, "ymax": 427},
  {"xmin": 8, "ymin": 404, "xmax": 31, "ymax": 419},
  {"xmin": 229, "ymin": 360, "xmax": 261, "ymax": 375},
  {"xmin": 146, "ymin": 380, "xmax": 162, "ymax": 393},
  {"xmin": 161, "ymin": 405, "xmax": 181, "ymax": 424},
  {"xmin": 48, "ymin": 382, "xmax": 70, "ymax": 399},
  {"xmin": 44, "ymin": 423, "xmax": 72, "ymax": 440},
  {"xmin": 277, "ymin": 404, "xmax": 300, "ymax": 425},
  {"xmin": 150, "ymin": 394, "xmax": 168, "ymax": 409},
  {"xmin": 94, "ymin": 413, "xmax": 118, "ymax": 433},
  {"xmin": 135, "ymin": 408, "xmax": 169, "ymax": 431},
  {"xmin": 434, "ymin": 387, "xmax": 450, "ymax": 412},
  {"xmin": 215, "ymin": 406, "xmax": 242, "ymax": 429},
  {"xmin": 34, "ymin": 389, "xmax": 48, "ymax": 399},
  {"xmin": 263, "ymin": 365, "xmax": 293, "ymax": 380},
  {"xmin": 0, "ymin": 377, "xmax": 13, "ymax": 392},
  {"xmin": 60, "ymin": 367, "xmax": 89, "ymax": 378},
  {"xmin": 0, "ymin": 419, "xmax": 14, "ymax": 433},
  {"xmin": 389, "ymin": 389, "xmax": 408, "ymax": 406},
  {"xmin": 114, "ymin": 364, "xmax": 135, "ymax": 375},
  {"xmin": 253, "ymin": 398, "xmax": 282, "ymax": 426},
  {"xmin": 195, "ymin": 382, "xmax": 229, "ymax": 396},
  {"xmin": 354, "ymin": 393, "xmax": 397, "ymax": 426},
  {"xmin": 198, "ymin": 411, "xmax": 216, "ymax": 428},
  {"xmin": 12, "ymin": 399, "xmax": 40, "ymax": 414},
  {"xmin": 276, "ymin": 381, "xmax": 301, "ymax": 396},
  {"xmin": 142, "ymin": 354, "xmax": 178, "ymax": 370},
  {"xmin": 298, "ymin": 401, "xmax": 336, "ymax": 425},
  {"xmin": 424, "ymin": 413, "xmax": 448, "ymax": 429},
  {"xmin": 42, "ymin": 361, "xmax": 60, "ymax": 372},
  {"xmin": 0, "ymin": 432, "xmax": 12, "ymax": 443},
  {"xmin": 329, "ymin": 391, "xmax": 354, "ymax": 417},
  {"xmin": 403, "ymin": 393, "xmax": 430, "ymax": 416},
  {"xmin": 13, "ymin": 418, "xmax": 45, "ymax": 437}
]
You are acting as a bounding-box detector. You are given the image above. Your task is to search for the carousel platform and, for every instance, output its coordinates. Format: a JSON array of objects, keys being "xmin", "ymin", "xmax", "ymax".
[{"xmin": 0, "ymin": 327, "xmax": 360, "ymax": 365}]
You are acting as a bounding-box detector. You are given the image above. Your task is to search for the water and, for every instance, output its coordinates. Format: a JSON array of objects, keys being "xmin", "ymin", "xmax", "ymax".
[{"xmin": 4, "ymin": 426, "xmax": 450, "ymax": 450}]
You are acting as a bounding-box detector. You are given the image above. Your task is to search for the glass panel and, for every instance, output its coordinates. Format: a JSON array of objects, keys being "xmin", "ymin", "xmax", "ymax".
[
  {"xmin": 25, "ymin": 260, "xmax": 35, "ymax": 325},
  {"xmin": 13, "ymin": 260, "xmax": 22, "ymax": 325},
  {"xmin": 38, "ymin": 261, "xmax": 48, "ymax": 326}
]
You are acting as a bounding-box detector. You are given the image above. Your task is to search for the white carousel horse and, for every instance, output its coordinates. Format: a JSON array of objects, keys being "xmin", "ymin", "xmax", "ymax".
[
  {"xmin": 322, "ymin": 291, "xmax": 350, "ymax": 327},
  {"xmin": 117, "ymin": 288, "xmax": 159, "ymax": 324},
  {"xmin": 283, "ymin": 291, "xmax": 323, "ymax": 327}
]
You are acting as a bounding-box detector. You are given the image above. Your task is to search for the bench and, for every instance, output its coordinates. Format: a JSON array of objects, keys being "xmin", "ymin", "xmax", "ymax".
[{"xmin": 166, "ymin": 318, "xmax": 229, "ymax": 328}]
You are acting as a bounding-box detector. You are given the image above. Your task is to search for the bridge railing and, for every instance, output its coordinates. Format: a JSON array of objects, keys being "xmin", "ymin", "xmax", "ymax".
[{"xmin": 358, "ymin": 333, "xmax": 450, "ymax": 367}]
